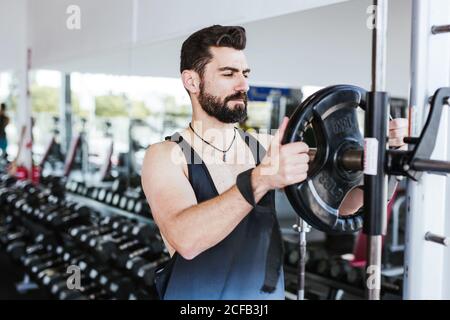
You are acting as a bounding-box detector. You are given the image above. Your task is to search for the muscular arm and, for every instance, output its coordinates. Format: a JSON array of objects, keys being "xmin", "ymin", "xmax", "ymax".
[{"xmin": 141, "ymin": 142, "xmax": 270, "ymax": 260}]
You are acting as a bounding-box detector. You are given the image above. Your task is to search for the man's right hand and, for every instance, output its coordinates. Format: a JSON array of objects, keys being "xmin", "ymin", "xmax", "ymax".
[{"xmin": 253, "ymin": 116, "xmax": 310, "ymax": 191}]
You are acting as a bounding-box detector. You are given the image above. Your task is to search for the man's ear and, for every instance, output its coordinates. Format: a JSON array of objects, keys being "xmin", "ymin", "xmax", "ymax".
[{"xmin": 181, "ymin": 70, "xmax": 200, "ymax": 95}]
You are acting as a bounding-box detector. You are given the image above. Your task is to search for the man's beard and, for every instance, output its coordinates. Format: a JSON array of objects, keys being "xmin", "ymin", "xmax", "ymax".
[{"xmin": 198, "ymin": 83, "xmax": 248, "ymax": 124}]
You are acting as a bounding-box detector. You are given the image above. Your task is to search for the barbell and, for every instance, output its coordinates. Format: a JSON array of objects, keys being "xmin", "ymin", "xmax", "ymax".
[{"xmin": 281, "ymin": 84, "xmax": 450, "ymax": 234}]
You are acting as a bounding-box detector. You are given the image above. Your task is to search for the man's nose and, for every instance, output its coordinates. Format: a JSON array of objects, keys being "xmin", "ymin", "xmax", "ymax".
[{"xmin": 235, "ymin": 75, "xmax": 249, "ymax": 93}]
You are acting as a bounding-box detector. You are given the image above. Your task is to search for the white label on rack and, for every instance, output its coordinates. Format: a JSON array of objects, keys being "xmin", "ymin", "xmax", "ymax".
[{"xmin": 364, "ymin": 138, "xmax": 378, "ymax": 175}]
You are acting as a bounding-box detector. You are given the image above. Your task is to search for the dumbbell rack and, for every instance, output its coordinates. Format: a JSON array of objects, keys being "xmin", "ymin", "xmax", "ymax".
[
  {"xmin": 0, "ymin": 175, "xmax": 168, "ymax": 300},
  {"xmin": 67, "ymin": 193, "xmax": 152, "ymax": 226},
  {"xmin": 282, "ymin": 247, "xmax": 403, "ymax": 300}
]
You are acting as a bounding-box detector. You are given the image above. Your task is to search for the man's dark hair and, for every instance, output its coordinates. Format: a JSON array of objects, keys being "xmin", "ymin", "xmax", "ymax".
[
  {"xmin": 0, "ymin": 103, "xmax": 6, "ymax": 112},
  {"xmin": 180, "ymin": 25, "xmax": 246, "ymax": 78}
]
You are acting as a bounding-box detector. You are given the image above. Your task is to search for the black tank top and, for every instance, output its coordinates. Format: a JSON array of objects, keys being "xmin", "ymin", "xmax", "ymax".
[{"xmin": 157, "ymin": 129, "xmax": 284, "ymax": 300}]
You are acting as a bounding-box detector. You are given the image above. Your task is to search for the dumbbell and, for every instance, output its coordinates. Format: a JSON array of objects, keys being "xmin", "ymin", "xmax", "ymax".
[
  {"xmin": 125, "ymin": 256, "xmax": 150, "ymax": 276},
  {"xmin": 0, "ymin": 174, "xmax": 17, "ymax": 187},
  {"xmin": 125, "ymin": 198, "xmax": 136, "ymax": 213},
  {"xmin": 111, "ymin": 194, "xmax": 121, "ymax": 207},
  {"xmin": 50, "ymin": 274, "xmax": 89, "ymax": 298},
  {"xmin": 68, "ymin": 181, "xmax": 80, "ymax": 193},
  {"xmin": 46, "ymin": 182, "xmax": 66, "ymax": 199},
  {"xmin": 286, "ymin": 247, "xmax": 299, "ymax": 267},
  {"xmin": 87, "ymin": 230, "xmax": 123, "ymax": 249},
  {"xmin": 51, "ymin": 212, "xmax": 90, "ymax": 229},
  {"xmin": 24, "ymin": 204, "xmax": 39, "ymax": 219},
  {"xmin": 133, "ymin": 200, "xmax": 143, "ymax": 215},
  {"xmin": 0, "ymin": 224, "xmax": 16, "ymax": 240},
  {"xmin": 13, "ymin": 198, "xmax": 29, "ymax": 212},
  {"xmin": 60, "ymin": 285, "xmax": 110, "ymax": 300},
  {"xmin": 112, "ymin": 178, "xmax": 127, "ymax": 194},
  {"xmin": 74, "ymin": 225, "xmax": 114, "ymax": 243},
  {"xmin": 38, "ymin": 259, "xmax": 81, "ymax": 288},
  {"xmin": 65, "ymin": 180, "xmax": 73, "ymax": 191},
  {"xmin": 35, "ymin": 190, "xmax": 51, "ymax": 204},
  {"xmin": 130, "ymin": 288, "xmax": 154, "ymax": 300},
  {"xmin": 95, "ymin": 235, "xmax": 135, "ymax": 261},
  {"xmin": 97, "ymin": 188, "xmax": 107, "ymax": 203},
  {"xmin": 35, "ymin": 203, "xmax": 65, "ymax": 220},
  {"xmin": 62, "ymin": 251, "xmax": 89, "ymax": 266},
  {"xmin": 45, "ymin": 207, "xmax": 73, "ymax": 223},
  {"xmin": 30, "ymin": 255, "xmax": 67, "ymax": 275},
  {"xmin": 122, "ymin": 222, "xmax": 158, "ymax": 244},
  {"xmin": 70, "ymin": 224, "xmax": 117, "ymax": 243},
  {"xmin": 38, "ymin": 253, "xmax": 89, "ymax": 288},
  {"xmin": 49, "ymin": 207, "xmax": 92, "ymax": 228},
  {"xmin": 24, "ymin": 243, "xmax": 47, "ymax": 256},
  {"xmin": 91, "ymin": 188, "xmax": 99, "ymax": 200},
  {"xmin": 119, "ymin": 222, "xmax": 136, "ymax": 235},
  {"xmin": 82, "ymin": 186, "xmax": 94, "ymax": 197},
  {"xmin": 101, "ymin": 217, "xmax": 133, "ymax": 233},
  {"xmin": 33, "ymin": 232, "xmax": 59, "ymax": 248},
  {"xmin": 0, "ymin": 229, "xmax": 27, "ymax": 246},
  {"xmin": 306, "ymin": 249, "xmax": 327, "ymax": 271},
  {"xmin": 47, "ymin": 193, "xmax": 64, "ymax": 206},
  {"xmin": 98, "ymin": 270, "xmax": 134, "ymax": 299},
  {"xmin": 346, "ymin": 266, "xmax": 365, "ymax": 286},
  {"xmin": 23, "ymin": 251, "xmax": 58, "ymax": 267},
  {"xmin": 78, "ymin": 183, "xmax": 88, "ymax": 195},
  {"xmin": 99, "ymin": 215, "xmax": 124, "ymax": 226},
  {"xmin": 6, "ymin": 240, "xmax": 27, "ymax": 260},
  {"xmin": 87, "ymin": 230, "xmax": 124, "ymax": 249},
  {"xmin": 133, "ymin": 201, "xmax": 152, "ymax": 218},
  {"xmin": 25, "ymin": 189, "xmax": 42, "ymax": 208},
  {"xmin": 4, "ymin": 193, "xmax": 22, "ymax": 210},
  {"xmin": 84, "ymin": 288, "xmax": 110, "ymax": 300},
  {"xmin": 87, "ymin": 265, "xmax": 110, "ymax": 282},
  {"xmin": 135, "ymin": 256, "xmax": 171, "ymax": 286},
  {"xmin": 119, "ymin": 196, "xmax": 132, "ymax": 211},
  {"xmin": 103, "ymin": 238, "xmax": 143, "ymax": 262},
  {"xmin": 316, "ymin": 259, "xmax": 331, "ymax": 277},
  {"xmin": 39, "ymin": 266, "xmax": 70, "ymax": 288},
  {"xmin": 329, "ymin": 259, "xmax": 352, "ymax": 281},
  {"xmin": 75, "ymin": 184, "xmax": 84, "ymax": 195},
  {"xmin": 39, "ymin": 201, "xmax": 63, "ymax": 212},
  {"xmin": 116, "ymin": 243, "xmax": 163, "ymax": 268},
  {"xmin": 105, "ymin": 191, "xmax": 114, "ymax": 205},
  {"xmin": 86, "ymin": 264, "xmax": 131, "ymax": 299},
  {"xmin": 16, "ymin": 180, "xmax": 35, "ymax": 191},
  {"xmin": 124, "ymin": 250, "xmax": 167, "ymax": 277},
  {"xmin": 82, "ymin": 228, "xmax": 118, "ymax": 247},
  {"xmin": 58, "ymin": 280, "xmax": 104, "ymax": 300},
  {"xmin": 58, "ymin": 289, "xmax": 88, "ymax": 300},
  {"xmin": 70, "ymin": 180, "xmax": 81, "ymax": 192},
  {"xmin": 69, "ymin": 225, "xmax": 95, "ymax": 238}
]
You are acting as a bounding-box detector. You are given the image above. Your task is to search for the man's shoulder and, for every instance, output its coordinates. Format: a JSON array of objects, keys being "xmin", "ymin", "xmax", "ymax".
[{"xmin": 143, "ymin": 139, "xmax": 185, "ymax": 169}]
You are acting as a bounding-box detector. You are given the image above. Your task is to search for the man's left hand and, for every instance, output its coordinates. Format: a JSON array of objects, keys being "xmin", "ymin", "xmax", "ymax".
[{"xmin": 389, "ymin": 118, "xmax": 408, "ymax": 149}]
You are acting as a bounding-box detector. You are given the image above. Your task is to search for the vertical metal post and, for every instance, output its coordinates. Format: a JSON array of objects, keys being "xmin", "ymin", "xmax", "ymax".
[
  {"xmin": 364, "ymin": 0, "xmax": 389, "ymax": 300},
  {"xmin": 293, "ymin": 217, "xmax": 310, "ymax": 300},
  {"xmin": 59, "ymin": 73, "xmax": 72, "ymax": 155},
  {"xmin": 404, "ymin": 0, "xmax": 450, "ymax": 299}
]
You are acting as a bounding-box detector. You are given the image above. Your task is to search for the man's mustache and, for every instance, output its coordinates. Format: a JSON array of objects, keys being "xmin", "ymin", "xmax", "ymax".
[{"xmin": 225, "ymin": 92, "xmax": 248, "ymax": 104}]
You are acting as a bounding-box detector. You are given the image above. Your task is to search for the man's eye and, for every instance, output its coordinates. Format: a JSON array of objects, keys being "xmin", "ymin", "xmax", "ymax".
[{"xmin": 223, "ymin": 74, "xmax": 233, "ymax": 77}]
